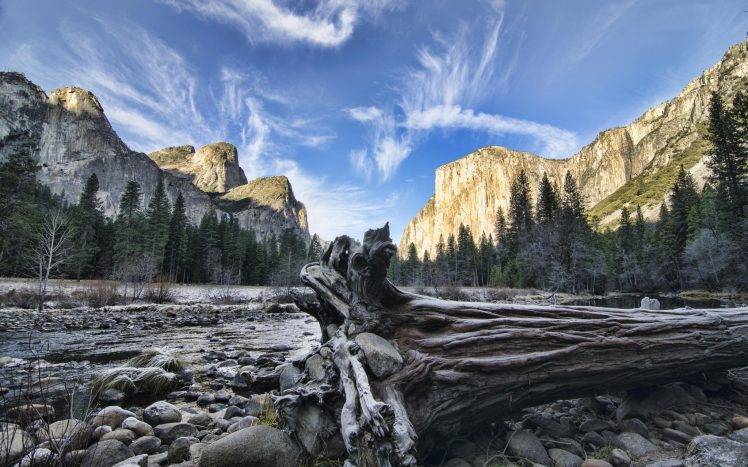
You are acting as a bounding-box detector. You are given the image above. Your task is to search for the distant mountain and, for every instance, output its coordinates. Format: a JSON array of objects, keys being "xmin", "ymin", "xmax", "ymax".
[
  {"xmin": 400, "ymin": 41, "xmax": 747, "ymax": 257},
  {"xmin": 0, "ymin": 73, "xmax": 309, "ymax": 244}
]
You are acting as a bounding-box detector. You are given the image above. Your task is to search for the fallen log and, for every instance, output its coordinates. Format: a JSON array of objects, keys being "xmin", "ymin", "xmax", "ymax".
[{"xmin": 275, "ymin": 223, "xmax": 748, "ymax": 466}]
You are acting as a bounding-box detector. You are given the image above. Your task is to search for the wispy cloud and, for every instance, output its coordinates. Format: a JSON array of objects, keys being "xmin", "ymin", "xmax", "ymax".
[
  {"xmin": 565, "ymin": 0, "xmax": 639, "ymax": 65},
  {"xmin": 161, "ymin": 0, "xmax": 403, "ymax": 47},
  {"xmin": 348, "ymin": 3, "xmax": 578, "ymax": 180}
]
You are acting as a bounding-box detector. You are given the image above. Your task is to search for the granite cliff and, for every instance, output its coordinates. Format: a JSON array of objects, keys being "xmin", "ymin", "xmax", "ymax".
[
  {"xmin": 0, "ymin": 72, "xmax": 309, "ymax": 244},
  {"xmin": 400, "ymin": 41, "xmax": 747, "ymax": 257}
]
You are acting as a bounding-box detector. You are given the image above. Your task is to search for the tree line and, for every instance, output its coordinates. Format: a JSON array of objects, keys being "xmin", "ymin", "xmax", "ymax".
[
  {"xmin": 0, "ymin": 155, "xmax": 324, "ymax": 293},
  {"xmin": 390, "ymin": 91, "xmax": 747, "ymax": 293}
]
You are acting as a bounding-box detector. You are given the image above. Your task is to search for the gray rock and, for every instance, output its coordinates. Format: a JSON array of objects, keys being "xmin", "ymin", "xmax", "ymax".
[
  {"xmin": 609, "ymin": 448, "xmax": 631, "ymax": 467},
  {"xmin": 543, "ymin": 438, "xmax": 584, "ymax": 457},
  {"xmin": 640, "ymin": 297, "xmax": 660, "ymax": 310},
  {"xmin": 729, "ymin": 427, "xmax": 748, "ymax": 443},
  {"xmin": 39, "ymin": 418, "xmax": 90, "ymax": 450},
  {"xmin": 644, "ymin": 461, "xmax": 684, "ymax": 467},
  {"xmin": 18, "ymin": 448, "xmax": 54, "ymax": 467},
  {"xmin": 278, "ymin": 364, "xmax": 302, "ymax": 392},
  {"xmin": 304, "ymin": 354, "xmax": 326, "ymax": 380},
  {"xmin": 731, "ymin": 415, "xmax": 748, "ymax": 429},
  {"xmin": 227, "ymin": 416, "xmax": 258, "ymax": 433},
  {"xmin": 548, "ymin": 448, "xmax": 582, "ymax": 467},
  {"xmin": 122, "ymin": 417, "xmax": 154, "ymax": 437},
  {"xmin": 101, "ymin": 428, "xmax": 137, "ymax": 445},
  {"xmin": 168, "ymin": 436, "xmax": 199, "ymax": 463},
  {"xmin": 154, "ymin": 423, "xmax": 198, "ymax": 444},
  {"xmin": 354, "ymin": 332, "xmax": 403, "ymax": 379},
  {"xmin": 197, "ymin": 393, "xmax": 215, "ymax": 407},
  {"xmin": 619, "ymin": 418, "xmax": 648, "ymax": 438},
  {"xmin": 131, "ymin": 435, "xmax": 162, "ymax": 455},
  {"xmin": 190, "ymin": 443, "xmax": 206, "ymax": 463},
  {"xmin": 295, "ymin": 403, "xmax": 344, "ymax": 458},
  {"xmin": 0, "ymin": 427, "xmax": 34, "ymax": 465},
  {"xmin": 64, "ymin": 449, "xmax": 87, "ymax": 465},
  {"xmin": 82, "ymin": 439, "xmax": 135, "ymax": 467},
  {"xmin": 581, "ymin": 431, "xmax": 606, "ymax": 448},
  {"xmin": 143, "ymin": 401, "xmax": 182, "ymax": 426},
  {"xmin": 188, "ymin": 413, "xmax": 213, "ymax": 428},
  {"xmin": 91, "ymin": 406, "xmax": 137, "ymax": 429},
  {"xmin": 581, "ymin": 460, "xmax": 613, "ymax": 467},
  {"xmin": 526, "ymin": 413, "xmax": 573, "ymax": 438},
  {"xmin": 506, "ymin": 430, "xmax": 551, "ymax": 465},
  {"xmin": 223, "ymin": 406, "xmax": 244, "ymax": 420},
  {"xmin": 687, "ymin": 434, "xmax": 748, "ymax": 465},
  {"xmin": 99, "ymin": 388, "xmax": 126, "ymax": 404},
  {"xmin": 112, "ymin": 454, "xmax": 148, "ymax": 467},
  {"xmin": 197, "ymin": 425, "xmax": 300, "ymax": 467},
  {"xmin": 93, "ymin": 425, "xmax": 113, "ymax": 440},
  {"xmin": 671, "ymin": 420, "xmax": 699, "ymax": 437},
  {"xmin": 614, "ymin": 432, "xmax": 658, "ymax": 458},
  {"xmin": 616, "ymin": 383, "xmax": 703, "ymax": 420},
  {"xmin": 703, "ymin": 421, "xmax": 730, "ymax": 435},
  {"xmin": 580, "ymin": 418, "xmax": 613, "ymax": 433},
  {"xmin": 147, "ymin": 451, "xmax": 168, "ymax": 466}
]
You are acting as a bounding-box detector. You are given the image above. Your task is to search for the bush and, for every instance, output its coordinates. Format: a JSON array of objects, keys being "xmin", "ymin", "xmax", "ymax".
[
  {"xmin": 437, "ymin": 285, "xmax": 469, "ymax": 301},
  {"xmin": 143, "ymin": 280, "xmax": 175, "ymax": 304},
  {"xmin": 73, "ymin": 281, "xmax": 122, "ymax": 308},
  {"xmin": 0, "ymin": 288, "xmax": 37, "ymax": 309}
]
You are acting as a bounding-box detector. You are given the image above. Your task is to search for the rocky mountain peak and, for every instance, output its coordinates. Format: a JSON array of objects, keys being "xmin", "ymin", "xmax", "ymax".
[
  {"xmin": 148, "ymin": 142, "xmax": 248, "ymax": 193},
  {"xmin": 48, "ymin": 87, "xmax": 105, "ymax": 118}
]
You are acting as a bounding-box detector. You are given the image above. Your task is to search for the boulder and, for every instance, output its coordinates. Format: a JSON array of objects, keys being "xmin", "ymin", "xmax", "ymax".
[
  {"xmin": 619, "ymin": 418, "xmax": 648, "ymax": 438},
  {"xmin": 278, "ymin": 364, "xmax": 302, "ymax": 392},
  {"xmin": 687, "ymin": 435, "xmax": 748, "ymax": 466},
  {"xmin": 101, "ymin": 428, "xmax": 137, "ymax": 445},
  {"xmin": 304, "ymin": 354, "xmax": 326, "ymax": 380},
  {"xmin": 548, "ymin": 448, "xmax": 582, "ymax": 467},
  {"xmin": 168, "ymin": 436, "xmax": 200, "ymax": 463},
  {"xmin": 112, "ymin": 453, "xmax": 147, "ymax": 467},
  {"xmin": 295, "ymin": 403, "xmax": 344, "ymax": 458},
  {"xmin": 99, "ymin": 388, "xmax": 126, "ymax": 404},
  {"xmin": 122, "ymin": 417, "xmax": 154, "ymax": 437},
  {"xmin": 188, "ymin": 413, "xmax": 213, "ymax": 428},
  {"xmin": 38, "ymin": 418, "xmax": 90, "ymax": 449},
  {"xmin": 91, "ymin": 406, "xmax": 137, "ymax": 429},
  {"xmin": 614, "ymin": 432, "xmax": 658, "ymax": 458},
  {"xmin": 729, "ymin": 427, "xmax": 748, "ymax": 443},
  {"xmin": 227, "ymin": 416, "xmax": 258, "ymax": 433},
  {"xmin": 731, "ymin": 415, "xmax": 748, "ymax": 429},
  {"xmin": 581, "ymin": 460, "xmax": 613, "ymax": 467},
  {"xmin": 154, "ymin": 422, "xmax": 198, "ymax": 444},
  {"xmin": 18, "ymin": 447, "xmax": 54, "ymax": 467},
  {"xmin": 0, "ymin": 426, "xmax": 33, "ymax": 464},
  {"xmin": 610, "ymin": 448, "xmax": 631, "ymax": 466},
  {"xmin": 197, "ymin": 426, "xmax": 300, "ymax": 467},
  {"xmin": 130, "ymin": 435, "xmax": 162, "ymax": 455},
  {"xmin": 506, "ymin": 429, "xmax": 551, "ymax": 465},
  {"xmin": 81, "ymin": 439, "xmax": 135, "ymax": 467},
  {"xmin": 143, "ymin": 401, "xmax": 182, "ymax": 426},
  {"xmin": 354, "ymin": 332, "xmax": 403, "ymax": 379}
]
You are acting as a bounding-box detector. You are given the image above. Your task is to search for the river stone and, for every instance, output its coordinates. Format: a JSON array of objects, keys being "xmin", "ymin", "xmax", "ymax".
[
  {"xmin": 168, "ymin": 436, "xmax": 199, "ymax": 463},
  {"xmin": 278, "ymin": 364, "xmax": 302, "ymax": 392},
  {"xmin": 154, "ymin": 423, "xmax": 198, "ymax": 444},
  {"xmin": 687, "ymin": 435, "xmax": 748, "ymax": 465},
  {"xmin": 703, "ymin": 421, "xmax": 730, "ymax": 435},
  {"xmin": 619, "ymin": 418, "xmax": 648, "ymax": 438},
  {"xmin": 223, "ymin": 406, "xmax": 244, "ymax": 419},
  {"xmin": 581, "ymin": 461, "xmax": 613, "ymax": 467},
  {"xmin": 91, "ymin": 406, "xmax": 137, "ymax": 429},
  {"xmin": 304, "ymin": 354, "xmax": 326, "ymax": 380},
  {"xmin": 112, "ymin": 453, "xmax": 147, "ymax": 467},
  {"xmin": 729, "ymin": 427, "xmax": 748, "ymax": 443},
  {"xmin": 295, "ymin": 403, "xmax": 344, "ymax": 458},
  {"xmin": 354, "ymin": 332, "xmax": 403, "ymax": 379},
  {"xmin": 610, "ymin": 448, "xmax": 631, "ymax": 466},
  {"xmin": 188, "ymin": 413, "xmax": 213, "ymax": 427},
  {"xmin": 548, "ymin": 448, "xmax": 582, "ymax": 467},
  {"xmin": 227, "ymin": 416, "xmax": 258, "ymax": 433},
  {"xmin": 101, "ymin": 428, "xmax": 137, "ymax": 445},
  {"xmin": 99, "ymin": 388, "xmax": 126, "ymax": 404},
  {"xmin": 731, "ymin": 415, "xmax": 748, "ymax": 429},
  {"xmin": 7, "ymin": 404, "xmax": 55, "ymax": 423},
  {"xmin": 190, "ymin": 443, "xmax": 206, "ymax": 463},
  {"xmin": 131, "ymin": 435, "xmax": 161, "ymax": 455},
  {"xmin": 18, "ymin": 447, "xmax": 54, "ymax": 467},
  {"xmin": 144, "ymin": 401, "xmax": 182, "ymax": 426},
  {"xmin": 197, "ymin": 426, "xmax": 300, "ymax": 467},
  {"xmin": 64, "ymin": 449, "xmax": 87, "ymax": 465},
  {"xmin": 82, "ymin": 439, "xmax": 135, "ymax": 467},
  {"xmin": 122, "ymin": 417, "xmax": 154, "ymax": 437},
  {"xmin": 506, "ymin": 429, "xmax": 551, "ymax": 465},
  {"xmin": 39, "ymin": 418, "xmax": 90, "ymax": 449},
  {"xmin": 614, "ymin": 432, "xmax": 658, "ymax": 458},
  {"xmin": 644, "ymin": 460, "xmax": 685, "ymax": 467}
]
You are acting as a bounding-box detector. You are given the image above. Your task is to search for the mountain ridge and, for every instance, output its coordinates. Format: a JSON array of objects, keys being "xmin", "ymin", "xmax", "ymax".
[
  {"xmin": 0, "ymin": 72, "xmax": 309, "ymax": 244},
  {"xmin": 399, "ymin": 40, "xmax": 747, "ymax": 257}
]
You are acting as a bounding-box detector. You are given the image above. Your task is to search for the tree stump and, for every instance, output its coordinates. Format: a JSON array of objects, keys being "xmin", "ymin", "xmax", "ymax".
[{"xmin": 275, "ymin": 224, "xmax": 748, "ymax": 466}]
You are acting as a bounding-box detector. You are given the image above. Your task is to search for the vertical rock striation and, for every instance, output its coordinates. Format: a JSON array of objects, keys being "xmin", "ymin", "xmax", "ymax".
[{"xmin": 0, "ymin": 72, "xmax": 309, "ymax": 244}]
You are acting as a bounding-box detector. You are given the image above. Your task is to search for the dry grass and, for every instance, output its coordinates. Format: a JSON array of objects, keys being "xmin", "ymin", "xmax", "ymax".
[{"xmin": 92, "ymin": 348, "xmax": 183, "ymax": 397}]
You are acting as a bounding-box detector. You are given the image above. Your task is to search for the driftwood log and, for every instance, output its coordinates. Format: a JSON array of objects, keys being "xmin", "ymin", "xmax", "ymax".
[{"xmin": 275, "ymin": 224, "xmax": 748, "ymax": 466}]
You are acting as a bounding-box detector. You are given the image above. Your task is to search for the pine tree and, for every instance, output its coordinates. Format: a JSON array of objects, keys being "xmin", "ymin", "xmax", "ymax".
[
  {"xmin": 113, "ymin": 180, "xmax": 144, "ymax": 268},
  {"xmin": 536, "ymin": 173, "xmax": 559, "ymax": 225},
  {"xmin": 421, "ymin": 250, "xmax": 432, "ymax": 286},
  {"xmin": 707, "ymin": 91, "xmax": 747, "ymax": 238},
  {"xmin": 446, "ymin": 234, "xmax": 457, "ymax": 285},
  {"xmin": 669, "ymin": 166, "xmax": 700, "ymax": 259},
  {"xmin": 434, "ymin": 235, "xmax": 447, "ymax": 286},
  {"xmin": 146, "ymin": 177, "xmax": 171, "ymax": 272},
  {"xmin": 164, "ymin": 193, "xmax": 187, "ymax": 280},
  {"xmin": 508, "ymin": 169, "xmax": 534, "ymax": 237},
  {"xmin": 618, "ymin": 206, "xmax": 634, "ymax": 255},
  {"xmin": 494, "ymin": 207, "xmax": 507, "ymax": 245},
  {"xmin": 307, "ymin": 234, "xmax": 323, "ymax": 262},
  {"xmin": 0, "ymin": 150, "xmax": 39, "ymax": 275},
  {"xmin": 69, "ymin": 173, "xmax": 104, "ymax": 278},
  {"xmin": 456, "ymin": 224, "xmax": 477, "ymax": 285},
  {"xmin": 405, "ymin": 243, "xmax": 420, "ymax": 286}
]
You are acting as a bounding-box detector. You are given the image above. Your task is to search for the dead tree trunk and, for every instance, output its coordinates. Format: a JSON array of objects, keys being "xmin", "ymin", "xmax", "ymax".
[{"xmin": 275, "ymin": 224, "xmax": 748, "ymax": 466}]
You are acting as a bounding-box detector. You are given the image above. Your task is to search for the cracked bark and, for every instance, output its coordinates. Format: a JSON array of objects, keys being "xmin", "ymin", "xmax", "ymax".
[{"xmin": 276, "ymin": 224, "xmax": 748, "ymax": 466}]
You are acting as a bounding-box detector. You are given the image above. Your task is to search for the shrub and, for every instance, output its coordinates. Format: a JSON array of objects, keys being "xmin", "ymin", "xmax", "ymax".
[
  {"xmin": 143, "ymin": 280, "xmax": 175, "ymax": 304},
  {"xmin": 73, "ymin": 281, "xmax": 122, "ymax": 308}
]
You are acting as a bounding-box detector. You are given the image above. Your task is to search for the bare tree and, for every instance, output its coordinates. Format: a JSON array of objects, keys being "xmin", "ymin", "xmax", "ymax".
[
  {"xmin": 114, "ymin": 253, "xmax": 157, "ymax": 302},
  {"xmin": 27, "ymin": 209, "xmax": 71, "ymax": 310}
]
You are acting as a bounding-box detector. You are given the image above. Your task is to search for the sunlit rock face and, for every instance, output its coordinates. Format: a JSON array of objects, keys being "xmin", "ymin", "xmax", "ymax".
[
  {"xmin": 0, "ymin": 73, "xmax": 309, "ymax": 244},
  {"xmin": 400, "ymin": 41, "xmax": 747, "ymax": 257}
]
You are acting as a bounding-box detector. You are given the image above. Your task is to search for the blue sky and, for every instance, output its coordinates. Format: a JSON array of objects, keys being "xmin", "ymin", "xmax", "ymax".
[{"xmin": 1, "ymin": 0, "xmax": 746, "ymax": 241}]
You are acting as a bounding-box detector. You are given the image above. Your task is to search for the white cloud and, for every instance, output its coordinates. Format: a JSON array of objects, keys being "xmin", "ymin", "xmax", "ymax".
[
  {"xmin": 405, "ymin": 105, "xmax": 578, "ymax": 157},
  {"xmin": 162, "ymin": 0, "xmax": 403, "ymax": 47},
  {"xmin": 348, "ymin": 4, "xmax": 578, "ymax": 180}
]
